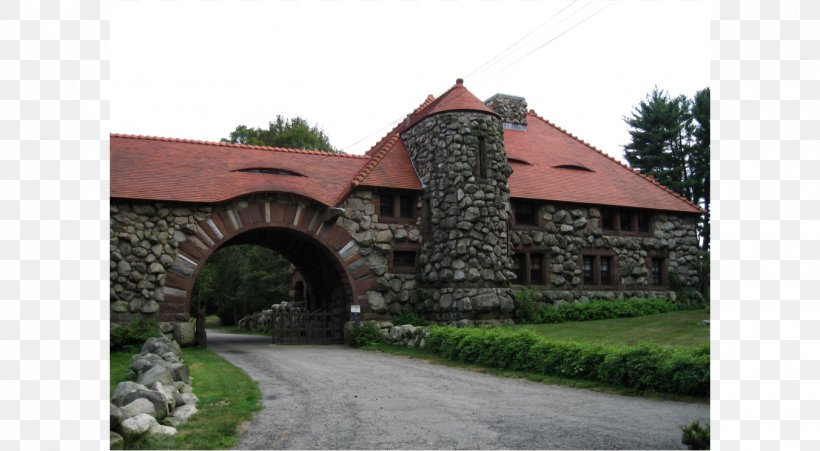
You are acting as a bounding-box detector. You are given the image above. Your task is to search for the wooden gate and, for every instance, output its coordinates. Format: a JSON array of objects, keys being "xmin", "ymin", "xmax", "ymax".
[{"xmin": 271, "ymin": 309, "xmax": 343, "ymax": 344}]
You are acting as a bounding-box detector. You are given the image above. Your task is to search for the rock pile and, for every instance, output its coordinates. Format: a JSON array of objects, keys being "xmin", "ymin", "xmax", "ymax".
[
  {"xmin": 237, "ymin": 302, "xmax": 303, "ymax": 332},
  {"xmin": 110, "ymin": 336, "xmax": 198, "ymax": 448}
]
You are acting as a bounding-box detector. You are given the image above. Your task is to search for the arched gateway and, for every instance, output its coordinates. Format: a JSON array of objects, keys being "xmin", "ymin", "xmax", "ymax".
[{"xmin": 111, "ymin": 79, "xmax": 703, "ymax": 345}]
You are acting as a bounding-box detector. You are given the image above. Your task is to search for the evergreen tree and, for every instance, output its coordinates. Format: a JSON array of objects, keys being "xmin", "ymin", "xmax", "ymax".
[
  {"xmin": 623, "ymin": 87, "xmax": 710, "ymax": 250},
  {"xmin": 222, "ymin": 115, "xmax": 337, "ymax": 152}
]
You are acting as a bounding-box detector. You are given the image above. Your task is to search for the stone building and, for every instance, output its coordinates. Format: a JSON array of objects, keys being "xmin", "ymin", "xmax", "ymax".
[{"xmin": 110, "ymin": 79, "xmax": 702, "ymax": 340}]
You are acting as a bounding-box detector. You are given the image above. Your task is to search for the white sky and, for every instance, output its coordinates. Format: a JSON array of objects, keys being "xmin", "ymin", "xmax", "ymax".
[{"xmin": 112, "ymin": 0, "xmax": 709, "ymax": 161}]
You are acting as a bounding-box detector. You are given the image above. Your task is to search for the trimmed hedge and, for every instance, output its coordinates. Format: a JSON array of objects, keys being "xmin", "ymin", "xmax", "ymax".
[
  {"xmin": 515, "ymin": 294, "xmax": 679, "ymax": 324},
  {"xmin": 424, "ymin": 326, "xmax": 709, "ymax": 397}
]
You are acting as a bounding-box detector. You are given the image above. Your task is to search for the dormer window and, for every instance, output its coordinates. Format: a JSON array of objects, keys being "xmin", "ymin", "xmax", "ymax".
[
  {"xmin": 554, "ymin": 164, "xmax": 593, "ymax": 172},
  {"xmin": 235, "ymin": 167, "xmax": 304, "ymax": 177}
]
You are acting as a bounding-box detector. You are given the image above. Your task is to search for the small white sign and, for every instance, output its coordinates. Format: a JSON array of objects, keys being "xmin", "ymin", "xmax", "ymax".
[{"xmin": 351, "ymin": 305, "xmax": 361, "ymax": 313}]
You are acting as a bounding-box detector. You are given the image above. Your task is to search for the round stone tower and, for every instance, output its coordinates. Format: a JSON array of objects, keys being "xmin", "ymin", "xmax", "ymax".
[{"xmin": 400, "ymin": 79, "xmax": 516, "ymax": 322}]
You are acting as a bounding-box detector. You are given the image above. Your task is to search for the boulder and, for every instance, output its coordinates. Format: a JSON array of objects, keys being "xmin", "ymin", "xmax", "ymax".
[
  {"xmin": 174, "ymin": 392, "xmax": 198, "ymax": 407},
  {"xmin": 150, "ymin": 381, "xmax": 176, "ymax": 412},
  {"xmin": 149, "ymin": 424, "xmax": 177, "ymax": 436},
  {"xmin": 119, "ymin": 398, "xmax": 157, "ymax": 420},
  {"xmin": 137, "ymin": 363, "xmax": 175, "ymax": 387},
  {"xmin": 173, "ymin": 321, "xmax": 196, "ymax": 346},
  {"xmin": 130, "ymin": 353, "xmax": 165, "ymax": 376},
  {"xmin": 112, "ymin": 381, "xmax": 169, "ymax": 419},
  {"xmin": 170, "ymin": 363, "xmax": 190, "ymax": 384},
  {"xmin": 141, "ymin": 336, "xmax": 182, "ymax": 358},
  {"xmin": 110, "ymin": 403, "xmax": 124, "ymax": 430},
  {"xmin": 110, "ymin": 431, "xmax": 124, "ymax": 450},
  {"xmin": 163, "ymin": 404, "xmax": 198, "ymax": 427},
  {"xmin": 119, "ymin": 414, "xmax": 159, "ymax": 439}
]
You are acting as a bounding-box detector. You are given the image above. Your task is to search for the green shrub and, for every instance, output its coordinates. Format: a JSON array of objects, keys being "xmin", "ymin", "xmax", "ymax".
[
  {"xmin": 345, "ymin": 322, "xmax": 383, "ymax": 348},
  {"xmin": 670, "ymin": 271, "xmax": 706, "ymax": 309},
  {"xmin": 680, "ymin": 420, "xmax": 710, "ymax": 449},
  {"xmin": 111, "ymin": 319, "xmax": 161, "ymax": 352},
  {"xmin": 390, "ymin": 311, "xmax": 430, "ymax": 327},
  {"xmin": 513, "ymin": 289, "xmax": 541, "ymax": 324},
  {"xmin": 535, "ymin": 298, "xmax": 677, "ymax": 324},
  {"xmin": 423, "ymin": 326, "xmax": 709, "ymax": 396}
]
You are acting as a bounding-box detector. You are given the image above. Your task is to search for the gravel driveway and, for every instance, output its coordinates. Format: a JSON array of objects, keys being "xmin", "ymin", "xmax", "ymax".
[{"xmin": 207, "ymin": 330, "xmax": 709, "ymax": 450}]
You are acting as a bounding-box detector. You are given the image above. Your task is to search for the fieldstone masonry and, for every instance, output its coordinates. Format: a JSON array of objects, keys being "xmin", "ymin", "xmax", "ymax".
[{"xmin": 110, "ymin": 88, "xmax": 702, "ymax": 332}]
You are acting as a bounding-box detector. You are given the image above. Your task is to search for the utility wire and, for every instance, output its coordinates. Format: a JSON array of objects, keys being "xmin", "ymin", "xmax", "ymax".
[
  {"xmin": 490, "ymin": 0, "xmax": 617, "ymax": 77},
  {"xmin": 464, "ymin": 0, "xmax": 580, "ymax": 80}
]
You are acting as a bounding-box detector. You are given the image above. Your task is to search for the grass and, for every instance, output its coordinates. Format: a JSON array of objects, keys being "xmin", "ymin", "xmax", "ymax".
[
  {"xmin": 111, "ymin": 348, "xmax": 262, "ymax": 449},
  {"xmin": 509, "ymin": 309, "xmax": 710, "ymax": 348},
  {"xmin": 204, "ymin": 315, "xmax": 270, "ymax": 337},
  {"xmin": 366, "ymin": 342, "xmax": 707, "ymax": 404}
]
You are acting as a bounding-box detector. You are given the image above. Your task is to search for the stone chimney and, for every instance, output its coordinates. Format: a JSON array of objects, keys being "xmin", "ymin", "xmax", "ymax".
[{"xmin": 485, "ymin": 94, "xmax": 527, "ymax": 129}]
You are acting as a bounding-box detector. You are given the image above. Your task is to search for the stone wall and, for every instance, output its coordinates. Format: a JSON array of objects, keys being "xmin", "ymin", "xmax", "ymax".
[
  {"xmin": 401, "ymin": 111, "xmax": 516, "ymax": 321},
  {"xmin": 509, "ymin": 202, "xmax": 700, "ymax": 303},
  {"xmin": 110, "ymin": 201, "xmax": 211, "ymax": 339},
  {"xmin": 336, "ymin": 188, "xmax": 421, "ymax": 317}
]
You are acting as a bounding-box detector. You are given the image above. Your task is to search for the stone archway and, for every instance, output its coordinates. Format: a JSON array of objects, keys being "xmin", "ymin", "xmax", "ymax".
[{"xmin": 154, "ymin": 195, "xmax": 376, "ymax": 327}]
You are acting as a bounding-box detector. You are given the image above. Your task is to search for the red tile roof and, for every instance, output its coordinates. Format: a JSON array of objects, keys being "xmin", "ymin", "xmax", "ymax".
[
  {"xmin": 110, "ymin": 134, "xmax": 367, "ymax": 206},
  {"xmin": 404, "ymin": 78, "xmax": 496, "ymax": 129},
  {"xmin": 110, "ymin": 80, "xmax": 702, "ymax": 215},
  {"xmin": 505, "ymin": 112, "xmax": 702, "ymax": 214}
]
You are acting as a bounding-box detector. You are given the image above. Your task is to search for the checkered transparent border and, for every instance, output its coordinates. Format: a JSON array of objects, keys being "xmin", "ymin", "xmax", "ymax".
[{"xmin": 1, "ymin": 0, "xmax": 819, "ymax": 449}]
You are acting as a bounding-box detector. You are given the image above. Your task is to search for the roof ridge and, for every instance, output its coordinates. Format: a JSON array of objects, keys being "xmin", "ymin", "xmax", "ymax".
[
  {"xmin": 525, "ymin": 111, "xmax": 703, "ymax": 213},
  {"xmin": 352, "ymin": 134, "xmax": 400, "ymax": 187},
  {"xmin": 110, "ymin": 133, "xmax": 368, "ymax": 159},
  {"xmin": 363, "ymin": 94, "xmax": 436, "ymax": 158}
]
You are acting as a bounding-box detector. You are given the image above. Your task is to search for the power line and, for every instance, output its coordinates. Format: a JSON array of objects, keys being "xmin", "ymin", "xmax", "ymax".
[
  {"xmin": 490, "ymin": 0, "xmax": 617, "ymax": 77},
  {"xmin": 464, "ymin": 0, "xmax": 581, "ymax": 80}
]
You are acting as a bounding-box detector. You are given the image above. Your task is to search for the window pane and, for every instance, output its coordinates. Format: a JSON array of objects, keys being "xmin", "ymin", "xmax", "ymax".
[
  {"xmin": 637, "ymin": 211, "xmax": 649, "ymax": 232},
  {"xmin": 514, "ymin": 202, "xmax": 536, "ymax": 225},
  {"xmin": 393, "ymin": 251, "xmax": 416, "ymax": 267},
  {"xmin": 601, "ymin": 256, "xmax": 612, "ymax": 285},
  {"xmin": 620, "ymin": 210, "xmax": 632, "ymax": 231},
  {"xmin": 583, "ymin": 256, "xmax": 594, "ymax": 285},
  {"xmin": 652, "ymin": 258, "xmax": 663, "ymax": 285},
  {"xmin": 380, "ymin": 194, "xmax": 394, "ymax": 217},
  {"xmin": 601, "ymin": 208, "xmax": 614, "ymax": 230},
  {"xmin": 530, "ymin": 253, "xmax": 544, "ymax": 285},
  {"xmin": 513, "ymin": 253, "xmax": 526, "ymax": 283},
  {"xmin": 399, "ymin": 195, "xmax": 414, "ymax": 218}
]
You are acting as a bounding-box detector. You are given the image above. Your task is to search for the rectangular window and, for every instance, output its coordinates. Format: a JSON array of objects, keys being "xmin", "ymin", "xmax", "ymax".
[
  {"xmin": 399, "ymin": 195, "xmax": 414, "ymax": 218},
  {"xmin": 513, "ymin": 201, "xmax": 537, "ymax": 226},
  {"xmin": 392, "ymin": 251, "xmax": 416, "ymax": 268},
  {"xmin": 636, "ymin": 211, "xmax": 649, "ymax": 233},
  {"xmin": 513, "ymin": 253, "xmax": 526, "ymax": 283},
  {"xmin": 379, "ymin": 194, "xmax": 394, "ymax": 217},
  {"xmin": 601, "ymin": 208, "xmax": 614, "ymax": 230},
  {"xmin": 583, "ymin": 256, "xmax": 594, "ymax": 285},
  {"xmin": 619, "ymin": 210, "xmax": 633, "ymax": 231},
  {"xmin": 423, "ymin": 199, "xmax": 432, "ymax": 235},
  {"xmin": 600, "ymin": 256, "xmax": 612, "ymax": 286},
  {"xmin": 651, "ymin": 257, "xmax": 664, "ymax": 285},
  {"xmin": 530, "ymin": 253, "xmax": 544, "ymax": 285},
  {"xmin": 478, "ymin": 137, "xmax": 488, "ymax": 179}
]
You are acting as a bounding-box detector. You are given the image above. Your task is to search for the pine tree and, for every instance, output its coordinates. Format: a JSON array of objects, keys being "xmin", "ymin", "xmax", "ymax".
[{"xmin": 623, "ymin": 87, "xmax": 710, "ymax": 250}]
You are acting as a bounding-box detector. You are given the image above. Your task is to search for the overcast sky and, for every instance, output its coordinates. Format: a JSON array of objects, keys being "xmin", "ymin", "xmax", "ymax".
[{"xmin": 112, "ymin": 0, "xmax": 709, "ymax": 161}]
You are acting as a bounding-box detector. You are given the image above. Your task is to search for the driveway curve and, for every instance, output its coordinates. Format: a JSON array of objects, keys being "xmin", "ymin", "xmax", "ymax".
[{"xmin": 207, "ymin": 330, "xmax": 708, "ymax": 450}]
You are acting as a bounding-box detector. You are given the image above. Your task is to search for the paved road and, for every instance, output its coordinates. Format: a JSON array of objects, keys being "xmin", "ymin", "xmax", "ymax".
[{"xmin": 207, "ymin": 330, "xmax": 709, "ymax": 450}]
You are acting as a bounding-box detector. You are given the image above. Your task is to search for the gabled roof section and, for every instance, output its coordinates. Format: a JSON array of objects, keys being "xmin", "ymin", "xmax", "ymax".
[
  {"xmin": 404, "ymin": 78, "xmax": 497, "ymax": 129},
  {"xmin": 505, "ymin": 111, "xmax": 702, "ymax": 214},
  {"xmin": 110, "ymin": 134, "xmax": 367, "ymax": 206}
]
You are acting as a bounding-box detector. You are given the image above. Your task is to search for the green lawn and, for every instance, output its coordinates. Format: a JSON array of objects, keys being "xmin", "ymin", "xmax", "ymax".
[
  {"xmin": 509, "ymin": 309, "xmax": 710, "ymax": 348},
  {"xmin": 111, "ymin": 348, "xmax": 262, "ymax": 449}
]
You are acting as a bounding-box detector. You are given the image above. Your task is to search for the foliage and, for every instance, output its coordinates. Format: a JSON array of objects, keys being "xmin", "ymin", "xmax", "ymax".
[
  {"xmin": 390, "ymin": 311, "xmax": 430, "ymax": 327},
  {"xmin": 669, "ymin": 271, "xmax": 705, "ymax": 309},
  {"xmin": 623, "ymin": 87, "xmax": 710, "ymax": 251},
  {"xmin": 110, "ymin": 319, "xmax": 161, "ymax": 352},
  {"xmin": 345, "ymin": 322, "xmax": 383, "ymax": 348},
  {"xmin": 223, "ymin": 115, "xmax": 337, "ymax": 152},
  {"xmin": 423, "ymin": 327, "xmax": 709, "ymax": 396},
  {"xmin": 680, "ymin": 420, "xmax": 710, "ymax": 449},
  {"xmin": 513, "ymin": 288, "xmax": 540, "ymax": 324},
  {"xmin": 511, "ymin": 295, "xmax": 678, "ymax": 325},
  {"xmin": 191, "ymin": 245, "xmax": 293, "ymax": 326},
  {"xmin": 111, "ymin": 349, "xmax": 262, "ymax": 449}
]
